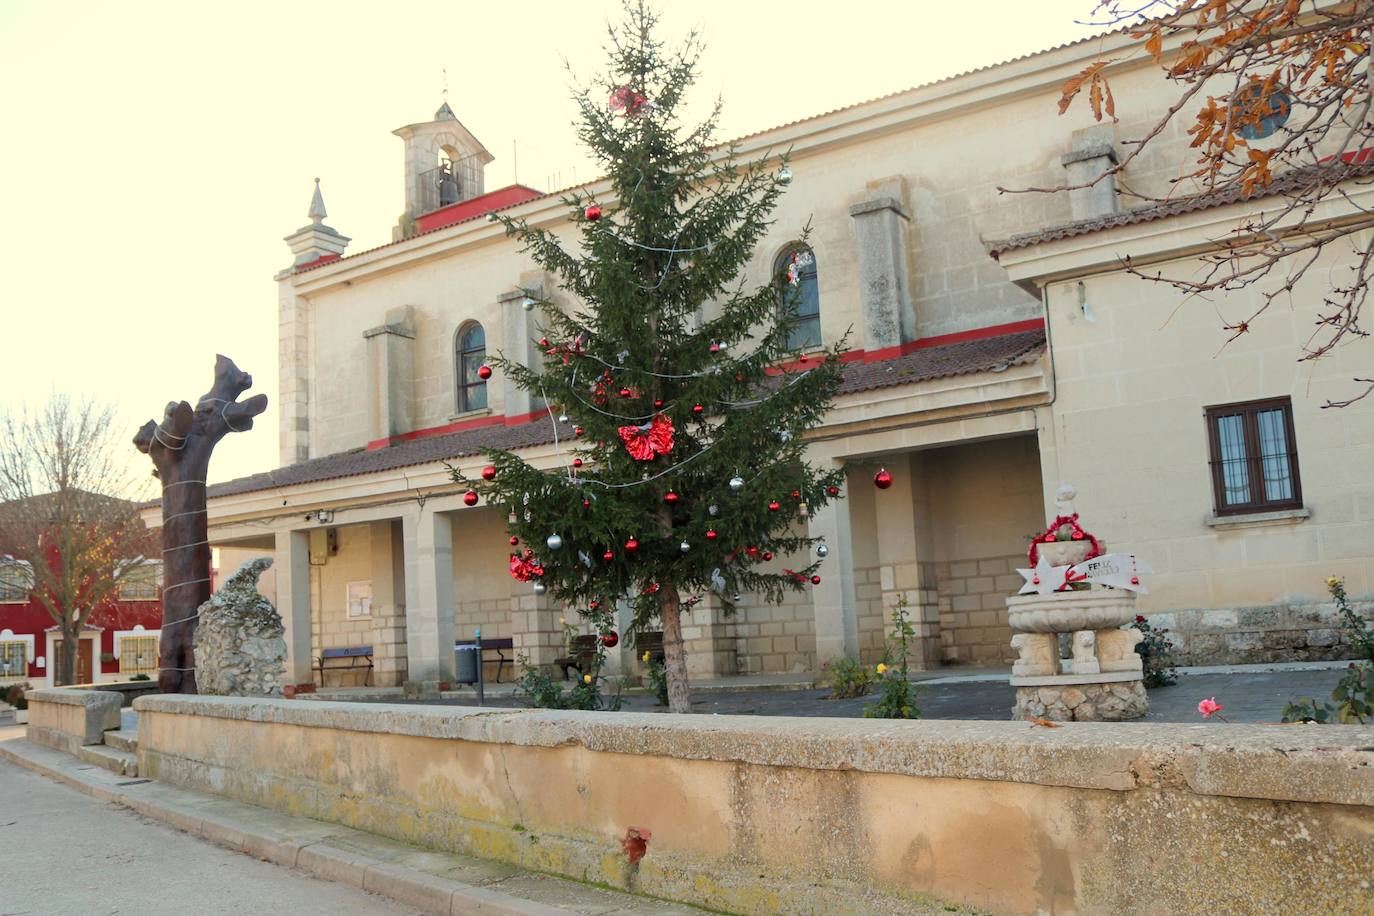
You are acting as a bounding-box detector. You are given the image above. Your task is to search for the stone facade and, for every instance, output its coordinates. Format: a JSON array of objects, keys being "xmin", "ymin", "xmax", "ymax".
[
  {"xmin": 1013, "ymin": 680, "xmax": 1149, "ymax": 721},
  {"xmin": 192, "ymin": 558, "xmax": 287, "ymax": 697},
  {"xmin": 1145, "ymin": 601, "xmax": 1374, "ymax": 667}
]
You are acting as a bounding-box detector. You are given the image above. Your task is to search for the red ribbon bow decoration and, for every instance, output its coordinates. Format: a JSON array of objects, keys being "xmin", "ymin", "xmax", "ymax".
[
  {"xmin": 609, "ymin": 86, "xmax": 648, "ymax": 116},
  {"xmin": 509, "ymin": 553, "xmax": 543, "ymax": 582},
  {"xmin": 618, "ymin": 413, "xmax": 674, "ymax": 461}
]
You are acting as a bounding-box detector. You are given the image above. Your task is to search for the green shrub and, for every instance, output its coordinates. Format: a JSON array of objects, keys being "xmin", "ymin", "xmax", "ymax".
[
  {"xmin": 514, "ymin": 653, "xmax": 623, "ymax": 712},
  {"xmin": 4, "ymin": 683, "xmax": 28, "ymax": 710},
  {"xmin": 1131, "ymin": 615, "xmax": 1177, "ymax": 688},
  {"xmin": 824, "ymin": 656, "xmax": 874, "ymax": 699},
  {"xmin": 130, "ymin": 673, "xmax": 151, "ymax": 682},
  {"xmin": 641, "ymin": 651, "xmax": 669, "ymax": 707},
  {"xmin": 864, "ymin": 594, "xmax": 921, "ymax": 719},
  {"xmin": 1282, "ymin": 577, "xmax": 1373, "ymax": 724}
]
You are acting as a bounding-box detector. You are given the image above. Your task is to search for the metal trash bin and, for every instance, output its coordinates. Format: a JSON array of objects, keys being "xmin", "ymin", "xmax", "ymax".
[{"xmin": 454, "ymin": 644, "xmax": 480, "ymax": 684}]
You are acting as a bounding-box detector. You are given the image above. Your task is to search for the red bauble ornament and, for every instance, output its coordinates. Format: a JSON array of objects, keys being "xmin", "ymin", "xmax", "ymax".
[
  {"xmin": 589, "ymin": 600, "xmax": 601, "ymax": 610},
  {"xmin": 873, "ymin": 469, "xmax": 893, "ymax": 490},
  {"xmin": 601, "ymin": 630, "xmax": 619, "ymax": 648},
  {"xmin": 762, "ymin": 550, "xmax": 773, "ymax": 561},
  {"xmin": 574, "ymin": 426, "xmax": 584, "ymax": 437},
  {"xmin": 746, "ymin": 545, "xmax": 760, "ymax": 558},
  {"xmin": 603, "ymin": 549, "xmax": 615, "ymax": 561},
  {"xmin": 653, "ymin": 399, "xmax": 664, "ymax": 409},
  {"xmin": 463, "ymin": 489, "xmax": 479, "ymax": 506},
  {"xmin": 705, "ymin": 528, "xmax": 718, "ymax": 541},
  {"xmin": 539, "ymin": 337, "xmax": 550, "ymax": 348},
  {"xmin": 692, "ymin": 404, "xmax": 704, "ymax": 416},
  {"xmin": 572, "ymin": 458, "xmax": 583, "ymax": 468},
  {"xmin": 826, "ymin": 485, "xmax": 840, "ymax": 496},
  {"xmin": 1032, "ymin": 577, "xmax": 1041, "ymax": 585},
  {"xmin": 1071, "ymin": 531, "xmax": 1084, "ymax": 540},
  {"xmin": 619, "ymin": 387, "xmax": 632, "ymax": 399},
  {"xmin": 584, "ymin": 204, "xmax": 603, "ymax": 221},
  {"xmin": 509, "ymin": 535, "xmax": 519, "ymax": 546},
  {"xmin": 709, "ymin": 342, "xmax": 720, "ymax": 353},
  {"xmin": 582, "ymin": 499, "xmax": 591, "ymax": 509},
  {"xmin": 768, "ymin": 500, "xmax": 781, "ymax": 512},
  {"xmin": 810, "ymin": 575, "xmax": 821, "ymax": 585},
  {"xmin": 481, "ymin": 465, "xmax": 496, "ymax": 481},
  {"xmin": 625, "ymin": 537, "xmax": 639, "ymax": 553},
  {"xmin": 1130, "ymin": 576, "xmax": 1140, "ymax": 586},
  {"xmin": 791, "ymin": 489, "xmax": 801, "ymax": 499},
  {"xmin": 664, "ymin": 490, "xmax": 680, "ymax": 505},
  {"xmin": 799, "ymin": 354, "xmax": 808, "ymax": 364},
  {"xmin": 477, "ymin": 365, "xmax": 492, "ymax": 380},
  {"xmin": 523, "ymin": 549, "xmax": 534, "ymax": 559}
]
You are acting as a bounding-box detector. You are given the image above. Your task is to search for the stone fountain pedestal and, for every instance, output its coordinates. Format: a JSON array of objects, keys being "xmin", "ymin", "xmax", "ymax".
[{"xmin": 1007, "ymin": 589, "xmax": 1147, "ymax": 721}]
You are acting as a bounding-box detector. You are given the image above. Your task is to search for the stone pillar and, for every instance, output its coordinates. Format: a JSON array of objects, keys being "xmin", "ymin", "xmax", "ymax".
[
  {"xmin": 363, "ymin": 307, "xmax": 416, "ymax": 446},
  {"xmin": 511, "ymin": 590, "xmax": 562, "ymax": 670},
  {"xmin": 273, "ymin": 529, "xmax": 313, "ymax": 686},
  {"xmin": 681, "ymin": 595, "xmax": 737, "ymax": 677},
  {"xmin": 401, "ymin": 509, "xmax": 456, "ymax": 685},
  {"xmin": 849, "ymin": 182, "xmax": 915, "ymax": 351},
  {"xmin": 1061, "ymin": 124, "xmax": 1120, "ymax": 222},
  {"xmin": 873, "ymin": 454, "xmax": 941, "ymax": 669},
  {"xmin": 276, "ymin": 276, "xmax": 310, "ymax": 466},
  {"xmin": 498, "ymin": 286, "xmax": 544, "ymax": 420},
  {"xmin": 809, "ymin": 466, "xmax": 859, "ymax": 665},
  {"xmin": 369, "ymin": 519, "xmax": 408, "ymax": 686}
]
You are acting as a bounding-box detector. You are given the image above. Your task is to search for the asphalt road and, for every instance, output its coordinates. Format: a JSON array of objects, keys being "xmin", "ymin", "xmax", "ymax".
[{"xmin": 0, "ymin": 762, "xmax": 423, "ymax": 916}]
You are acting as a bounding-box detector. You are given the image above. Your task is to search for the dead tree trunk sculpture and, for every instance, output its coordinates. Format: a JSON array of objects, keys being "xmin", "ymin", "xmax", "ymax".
[{"xmin": 134, "ymin": 355, "xmax": 268, "ymax": 694}]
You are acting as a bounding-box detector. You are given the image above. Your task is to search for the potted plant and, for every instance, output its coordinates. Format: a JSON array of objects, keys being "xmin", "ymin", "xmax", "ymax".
[{"xmin": 5, "ymin": 683, "xmax": 28, "ymax": 724}]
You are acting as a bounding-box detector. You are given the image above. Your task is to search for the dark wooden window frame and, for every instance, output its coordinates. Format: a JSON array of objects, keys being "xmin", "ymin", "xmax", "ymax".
[
  {"xmin": 1204, "ymin": 396, "xmax": 1303, "ymax": 516},
  {"xmin": 456, "ymin": 322, "xmax": 488, "ymax": 413},
  {"xmin": 773, "ymin": 244, "xmax": 821, "ymax": 351}
]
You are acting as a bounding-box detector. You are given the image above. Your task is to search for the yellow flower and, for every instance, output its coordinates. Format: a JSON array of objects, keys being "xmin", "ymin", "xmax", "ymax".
[
  {"xmin": 642, "ymin": 651, "xmax": 651, "ymax": 663},
  {"xmin": 876, "ymin": 663, "xmax": 887, "ymax": 675},
  {"xmin": 559, "ymin": 616, "xmax": 566, "ymax": 625},
  {"xmin": 1326, "ymin": 576, "xmax": 1341, "ymax": 588},
  {"xmin": 583, "ymin": 674, "xmax": 593, "ymax": 684}
]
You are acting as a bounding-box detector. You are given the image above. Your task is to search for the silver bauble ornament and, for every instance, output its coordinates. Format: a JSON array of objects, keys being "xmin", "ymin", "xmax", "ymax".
[
  {"xmin": 708, "ymin": 504, "xmax": 719, "ymax": 517},
  {"xmin": 532, "ymin": 582, "xmax": 547, "ymax": 596},
  {"xmin": 729, "ymin": 475, "xmax": 744, "ymax": 491},
  {"xmin": 558, "ymin": 414, "xmax": 569, "ymax": 424},
  {"xmin": 546, "ymin": 533, "xmax": 564, "ymax": 551},
  {"xmin": 522, "ymin": 296, "xmax": 536, "ymax": 312},
  {"xmin": 816, "ymin": 542, "xmax": 829, "ymax": 558},
  {"xmin": 680, "ymin": 540, "xmax": 690, "ymax": 553},
  {"xmin": 778, "ymin": 165, "xmax": 793, "ymax": 184}
]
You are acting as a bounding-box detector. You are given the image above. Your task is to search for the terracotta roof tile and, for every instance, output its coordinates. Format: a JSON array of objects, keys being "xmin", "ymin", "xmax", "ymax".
[{"xmin": 205, "ymin": 329, "xmax": 1046, "ymax": 501}]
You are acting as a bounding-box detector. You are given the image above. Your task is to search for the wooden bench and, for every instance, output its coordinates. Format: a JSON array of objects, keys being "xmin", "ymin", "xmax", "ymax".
[
  {"xmin": 555, "ymin": 635, "xmax": 600, "ymax": 680},
  {"xmin": 314, "ymin": 646, "xmax": 373, "ymax": 687},
  {"xmin": 454, "ymin": 637, "xmax": 516, "ymax": 683}
]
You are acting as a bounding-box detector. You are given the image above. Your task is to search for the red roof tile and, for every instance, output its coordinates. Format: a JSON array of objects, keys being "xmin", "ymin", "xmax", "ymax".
[{"xmin": 204, "ymin": 328, "xmax": 1045, "ymax": 501}]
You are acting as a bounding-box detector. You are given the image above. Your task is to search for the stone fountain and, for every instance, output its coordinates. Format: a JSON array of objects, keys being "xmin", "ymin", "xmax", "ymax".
[{"xmin": 1008, "ymin": 485, "xmax": 1151, "ymax": 721}]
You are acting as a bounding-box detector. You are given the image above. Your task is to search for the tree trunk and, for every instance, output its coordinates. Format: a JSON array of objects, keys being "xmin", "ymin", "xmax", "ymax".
[
  {"xmin": 657, "ymin": 585, "xmax": 692, "ymax": 713},
  {"xmin": 56, "ymin": 625, "xmax": 79, "ymax": 686},
  {"xmin": 134, "ymin": 356, "xmax": 267, "ymax": 694}
]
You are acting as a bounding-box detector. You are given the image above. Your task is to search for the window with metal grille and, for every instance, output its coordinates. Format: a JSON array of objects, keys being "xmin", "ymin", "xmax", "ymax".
[
  {"xmin": 0, "ymin": 561, "xmax": 31, "ymax": 602},
  {"xmin": 118, "ymin": 561, "xmax": 162, "ymax": 601},
  {"xmin": 119, "ymin": 635, "xmax": 158, "ymax": 675},
  {"xmin": 456, "ymin": 323, "xmax": 488, "ymax": 412},
  {"xmin": 1205, "ymin": 397, "xmax": 1303, "ymax": 515},
  {"xmin": 0, "ymin": 641, "xmax": 26, "ymax": 680},
  {"xmin": 774, "ymin": 245, "xmax": 821, "ymax": 351}
]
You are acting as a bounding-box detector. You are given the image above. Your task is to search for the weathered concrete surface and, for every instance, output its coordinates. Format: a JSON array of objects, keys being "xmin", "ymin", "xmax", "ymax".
[
  {"xmin": 0, "ymin": 732, "xmax": 719, "ymax": 915},
  {"xmin": 134, "ymin": 695, "xmax": 1374, "ymax": 915},
  {"xmin": 26, "ymin": 687, "xmax": 122, "ymax": 753},
  {"xmin": 194, "ymin": 556, "xmax": 287, "ymax": 696}
]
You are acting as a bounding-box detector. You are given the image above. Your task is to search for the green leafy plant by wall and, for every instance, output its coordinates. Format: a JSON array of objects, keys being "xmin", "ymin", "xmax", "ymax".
[
  {"xmin": 864, "ymin": 594, "xmax": 921, "ymax": 719},
  {"xmin": 825, "ymin": 657, "xmax": 874, "ymax": 699},
  {"xmin": 1131, "ymin": 615, "xmax": 1178, "ymax": 687},
  {"xmin": 642, "ymin": 651, "xmax": 669, "ymax": 707},
  {"xmin": 1282, "ymin": 577, "xmax": 1374, "ymax": 724}
]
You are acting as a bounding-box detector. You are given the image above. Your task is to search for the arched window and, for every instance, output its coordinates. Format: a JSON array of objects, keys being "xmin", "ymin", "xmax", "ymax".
[
  {"xmin": 774, "ymin": 244, "xmax": 821, "ymax": 350},
  {"xmin": 456, "ymin": 323, "xmax": 487, "ymax": 412}
]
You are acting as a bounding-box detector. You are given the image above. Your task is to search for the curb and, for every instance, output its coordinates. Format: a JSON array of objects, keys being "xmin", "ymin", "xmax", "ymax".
[{"xmin": 0, "ymin": 738, "xmax": 569, "ymax": 916}]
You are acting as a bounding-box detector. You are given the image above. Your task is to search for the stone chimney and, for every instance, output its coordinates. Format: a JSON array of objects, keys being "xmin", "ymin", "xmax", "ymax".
[
  {"xmin": 1061, "ymin": 124, "xmax": 1121, "ymax": 222},
  {"xmin": 284, "ymin": 179, "xmax": 350, "ymax": 267},
  {"xmin": 849, "ymin": 177, "xmax": 916, "ymax": 352},
  {"xmin": 364, "ymin": 305, "xmax": 416, "ymax": 446}
]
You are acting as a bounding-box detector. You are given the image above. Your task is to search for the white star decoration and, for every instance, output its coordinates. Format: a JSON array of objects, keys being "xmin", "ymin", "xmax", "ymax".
[
  {"xmin": 1017, "ymin": 553, "xmax": 1153, "ymax": 595},
  {"xmin": 1017, "ymin": 555, "xmax": 1070, "ymax": 595}
]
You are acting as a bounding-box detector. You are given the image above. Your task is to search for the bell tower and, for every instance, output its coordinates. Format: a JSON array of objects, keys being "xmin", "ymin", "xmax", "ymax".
[{"xmin": 392, "ymin": 100, "xmax": 494, "ymax": 240}]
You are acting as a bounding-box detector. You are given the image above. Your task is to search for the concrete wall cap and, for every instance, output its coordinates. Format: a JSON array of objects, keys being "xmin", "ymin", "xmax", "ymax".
[
  {"xmin": 132, "ymin": 694, "xmax": 1374, "ymax": 805},
  {"xmin": 28, "ymin": 687, "xmax": 124, "ymax": 709},
  {"xmin": 1060, "ymin": 142, "xmax": 1118, "ymax": 166},
  {"xmin": 362, "ymin": 323, "xmax": 416, "ymax": 340},
  {"xmin": 848, "ymin": 196, "xmax": 911, "ymax": 220}
]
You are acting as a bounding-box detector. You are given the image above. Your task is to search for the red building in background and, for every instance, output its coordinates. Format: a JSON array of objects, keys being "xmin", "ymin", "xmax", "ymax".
[{"xmin": 0, "ymin": 557, "xmax": 164, "ymax": 689}]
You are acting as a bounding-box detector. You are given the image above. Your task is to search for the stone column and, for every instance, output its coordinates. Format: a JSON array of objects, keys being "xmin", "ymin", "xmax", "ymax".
[
  {"xmin": 681, "ymin": 594, "xmax": 737, "ymax": 677},
  {"xmin": 369, "ymin": 519, "xmax": 408, "ymax": 686},
  {"xmin": 401, "ymin": 509, "xmax": 456, "ymax": 686},
  {"xmin": 1061, "ymin": 124, "xmax": 1120, "ymax": 221},
  {"xmin": 273, "ymin": 529, "xmax": 313, "ymax": 686},
  {"xmin": 809, "ymin": 465, "xmax": 859, "ymax": 665},
  {"xmin": 873, "ymin": 454, "xmax": 941, "ymax": 669},
  {"xmin": 511, "ymin": 590, "xmax": 562, "ymax": 670},
  {"xmin": 498, "ymin": 286, "xmax": 544, "ymax": 420},
  {"xmin": 363, "ymin": 307, "xmax": 416, "ymax": 446},
  {"xmin": 849, "ymin": 183, "xmax": 915, "ymax": 351},
  {"xmin": 276, "ymin": 275, "xmax": 311, "ymax": 466}
]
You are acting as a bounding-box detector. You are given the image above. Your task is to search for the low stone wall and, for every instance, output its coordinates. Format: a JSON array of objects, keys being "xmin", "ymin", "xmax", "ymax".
[
  {"xmin": 133, "ymin": 695, "xmax": 1374, "ymax": 915},
  {"xmin": 26, "ymin": 687, "xmax": 122, "ymax": 754},
  {"xmin": 1146, "ymin": 599, "xmax": 1374, "ymax": 666}
]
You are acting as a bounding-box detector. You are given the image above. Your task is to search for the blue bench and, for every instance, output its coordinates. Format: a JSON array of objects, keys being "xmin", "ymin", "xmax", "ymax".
[{"xmin": 314, "ymin": 645, "xmax": 374, "ymax": 687}]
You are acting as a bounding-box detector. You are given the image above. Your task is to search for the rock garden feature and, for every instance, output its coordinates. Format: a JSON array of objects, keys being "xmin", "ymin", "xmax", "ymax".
[
  {"xmin": 1008, "ymin": 484, "xmax": 1152, "ymax": 721},
  {"xmin": 192, "ymin": 557, "xmax": 286, "ymax": 697}
]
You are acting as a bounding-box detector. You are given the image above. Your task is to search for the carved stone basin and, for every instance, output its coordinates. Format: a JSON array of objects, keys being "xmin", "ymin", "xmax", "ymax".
[{"xmin": 1006, "ymin": 589, "xmax": 1137, "ymax": 633}]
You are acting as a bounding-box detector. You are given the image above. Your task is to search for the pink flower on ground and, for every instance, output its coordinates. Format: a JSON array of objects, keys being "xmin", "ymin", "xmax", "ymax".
[{"xmin": 1198, "ymin": 697, "xmax": 1223, "ymax": 718}]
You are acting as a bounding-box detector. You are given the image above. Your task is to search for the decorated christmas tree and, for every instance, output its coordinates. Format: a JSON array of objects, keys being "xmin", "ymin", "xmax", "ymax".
[{"xmin": 454, "ymin": 1, "xmax": 847, "ymax": 712}]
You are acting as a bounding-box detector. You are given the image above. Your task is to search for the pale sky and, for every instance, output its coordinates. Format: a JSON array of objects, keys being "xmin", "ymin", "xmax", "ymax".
[{"xmin": 0, "ymin": 0, "xmax": 1101, "ymax": 487}]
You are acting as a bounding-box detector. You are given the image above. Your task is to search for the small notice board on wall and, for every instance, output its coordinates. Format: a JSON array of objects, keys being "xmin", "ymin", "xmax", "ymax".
[{"xmin": 346, "ymin": 581, "xmax": 373, "ymax": 618}]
